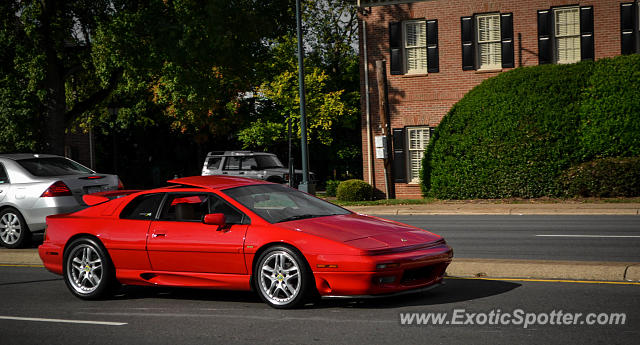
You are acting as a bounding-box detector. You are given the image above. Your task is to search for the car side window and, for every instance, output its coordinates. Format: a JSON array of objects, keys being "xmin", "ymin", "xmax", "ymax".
[
  {"xmin": 0, "ymin": 163, "xmax": 9, "ymax": 184},
  {"xmin": 241, "ymin": 157, "xmax": 257, "ymax": 170},
  {"xmin": 120, "ymin": 194, "xmax": 164, "ymax": 220},
  {"xmin": 206, "ymin": 157, "xmax": 222, "ymax": 170},
  {"xmin": 209, "ymin": 195, "xmax": 249, "ymax": 225},
  {"xmin": 224, "ymin": 157, "xmax": 240, "ymax": 170},
  {"xmin": 160, "ymin": 193, "xmax": 210, "ymax": 222}
]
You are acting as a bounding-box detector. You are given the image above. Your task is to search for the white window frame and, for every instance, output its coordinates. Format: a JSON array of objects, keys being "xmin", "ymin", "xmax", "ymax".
[
  {"xmin": 403, "ymin": 20, "xmax": 428, "ymax": 74},
  {"xmin": 476, "ymin": 13, "xmax": 502, "ymax": 70},
  {"xmin": 554, "ymin": 6, "xmax": 581, "ymax": 64},
  {"xmin": 406, "ymin": 127, "xmax": 430, "ymax": 184}
]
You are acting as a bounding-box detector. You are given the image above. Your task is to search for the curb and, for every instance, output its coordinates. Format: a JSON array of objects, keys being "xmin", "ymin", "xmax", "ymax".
[
  {"xmin": 447, "ymin": 258, "xmax": 640, "ymax": 282},
  {"xmin": 2, "ymin": 249, "xmax": 639, "ymax": 282}
]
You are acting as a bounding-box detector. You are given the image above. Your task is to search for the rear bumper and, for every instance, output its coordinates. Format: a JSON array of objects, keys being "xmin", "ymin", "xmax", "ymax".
[{"xmin": 38, "ymin": 242, "xmax": 64, "ymax": 275}]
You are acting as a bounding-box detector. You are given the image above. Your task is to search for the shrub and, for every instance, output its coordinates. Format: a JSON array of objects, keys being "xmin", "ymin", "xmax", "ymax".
[
  {"xmin": 423, "ymin": 54, "xmax": 640, "ymax": 199},
  {"xmin": 325, "ymin": 180, "xmax": 341, "ymax": 197},
  {"xmin": 559, "ymin": 157, "xmax": 640, "ymax": 197},
  {"xmin": 336, "ymin": 179, "xmax": 373, "ymax": 201}
]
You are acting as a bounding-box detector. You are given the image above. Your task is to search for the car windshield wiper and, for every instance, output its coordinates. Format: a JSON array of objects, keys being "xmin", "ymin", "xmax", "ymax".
[{"xmin": 276, "ymin": 214, "xmax": 321, "ymax": 223}]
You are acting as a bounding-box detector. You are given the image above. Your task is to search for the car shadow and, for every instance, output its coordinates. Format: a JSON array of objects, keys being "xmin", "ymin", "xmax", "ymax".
[
  {"xmin": 110, "ymin": 277, "xmax": 520, "ymax": 309},
  {"xmin": 314, "ymin": 278, "xmax": 521, "ymax": 309}
]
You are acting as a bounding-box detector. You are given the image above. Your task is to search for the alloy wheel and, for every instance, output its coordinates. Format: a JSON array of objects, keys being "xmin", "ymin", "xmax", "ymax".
[
  {"xmin": 0, "ymin": 212, "xmax": 22, "ymax": 246},
  {"xmin": 66, "ymin": 244, "xmax": 104, "ymax": 295},
  {"xmin": 259, "ymin": 250, "xmax": 302, "ymax": 306}
]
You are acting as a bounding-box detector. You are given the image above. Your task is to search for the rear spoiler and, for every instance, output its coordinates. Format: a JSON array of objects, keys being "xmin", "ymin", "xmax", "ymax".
[{"xmin": 83, "ymin": 190, "xmax": 141, "ymax": 206}]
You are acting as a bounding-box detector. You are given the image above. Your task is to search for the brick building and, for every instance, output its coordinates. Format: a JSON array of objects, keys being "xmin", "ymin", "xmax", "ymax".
[{"xmin": 358, "ymin": 0, "xmax": 640, "ymax": 198}]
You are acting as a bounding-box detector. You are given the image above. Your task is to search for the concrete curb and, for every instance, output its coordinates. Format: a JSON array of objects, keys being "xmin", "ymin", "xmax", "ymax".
[
  {"xmin": 346, "ymin": 203, "xmax": 640, "ymax": 216},
  {"xmin": 447, "ymin": 258, "xmax": 640, "ymax": 282},
  {"xmin": 2, "ymin": 249, "xmax": 639, "ymax": 282}
]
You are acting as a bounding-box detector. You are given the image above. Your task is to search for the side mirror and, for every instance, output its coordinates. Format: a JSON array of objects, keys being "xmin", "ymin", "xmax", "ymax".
[{"xmin": 203, "ymin": 213, "xmax": 226, "ymax": 226}]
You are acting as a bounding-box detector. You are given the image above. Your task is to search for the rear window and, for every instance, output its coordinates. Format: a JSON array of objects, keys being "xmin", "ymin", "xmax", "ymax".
[{"xmin": 17, "ymin": 157, "xmax": 93, "ymax": 177}]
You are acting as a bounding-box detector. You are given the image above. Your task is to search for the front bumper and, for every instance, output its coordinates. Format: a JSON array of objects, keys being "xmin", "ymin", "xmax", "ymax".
[{"xmin": 312, "ymin": 244, "xmax": 453, "ymax": 297}]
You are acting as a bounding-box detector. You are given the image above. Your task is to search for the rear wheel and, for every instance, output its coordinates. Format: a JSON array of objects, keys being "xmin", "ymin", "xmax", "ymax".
[
  {"xmin": 63, "ymin": 238, "xmax": 114, "ymax": 300},
  {"xmin": 0, "ymin": 208, "xmax": 30, "ymax": 248},
  {"xmin": 254, "ymin": 246, "xmax": 313, "ymax": 309}
]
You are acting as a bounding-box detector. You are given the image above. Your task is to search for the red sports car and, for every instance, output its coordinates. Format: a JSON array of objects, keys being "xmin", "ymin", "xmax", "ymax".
[{"xmin": 39, "ymin": 176, "xmax": 453, "ymax": 308}]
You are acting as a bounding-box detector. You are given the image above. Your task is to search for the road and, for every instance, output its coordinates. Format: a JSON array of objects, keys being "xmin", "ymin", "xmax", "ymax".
[
  {"xmin": 0, "ymin": 266, "xmax": 638, "ymax": 345},
  {"xmin": 375, "ymin": 215, "xmax": 640, "ymax": 262}
]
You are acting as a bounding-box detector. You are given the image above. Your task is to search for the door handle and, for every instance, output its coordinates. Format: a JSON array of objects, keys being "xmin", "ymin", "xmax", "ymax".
[{"xmin": 152, "ymin": 233, "xmax": 166, "ymax": 238}]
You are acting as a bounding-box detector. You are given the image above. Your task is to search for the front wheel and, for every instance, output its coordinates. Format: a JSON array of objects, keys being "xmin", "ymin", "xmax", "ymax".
[
  {"xmin": 63, "ymin": 238, "xmax": 114, "ymax": 300},
  {"xmin": 254, "ymin": 246, "xmax": 313, "ymax": 309}
]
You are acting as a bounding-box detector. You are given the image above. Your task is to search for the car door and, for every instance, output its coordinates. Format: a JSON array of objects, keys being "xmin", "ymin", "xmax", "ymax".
[
  {"xmin": 240, "ymin": 156, "xmax": 261, "ymax": 179},
  {"xmin": 146, "ymin": 192, "xmax": 249, "ymax": 274}
]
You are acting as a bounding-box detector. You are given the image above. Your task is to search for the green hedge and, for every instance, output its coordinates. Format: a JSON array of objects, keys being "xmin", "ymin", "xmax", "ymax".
[
  {"xmin": 336, "ymin": 179, "xmax": 373, "ymax": 201},
  {"xmin": 423, "ymin": 54, "xmax": 640, "ymax": 199},
  {"xmin": 325, "ymin": 180, "xmax": 341, "ymax": 197},
  {"xmin": 559, "ymin": 157, "xmax": 640, "ymax": 197}
]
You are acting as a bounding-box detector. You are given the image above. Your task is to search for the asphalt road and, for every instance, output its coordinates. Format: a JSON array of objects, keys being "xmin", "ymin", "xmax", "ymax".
[
  {"xmin": 375, "ymin": 215, "xmax": 640, "ymax": 262},
  {"xmin": 0, "ymin": 266, "xmax": 638, "ymax": 345}
]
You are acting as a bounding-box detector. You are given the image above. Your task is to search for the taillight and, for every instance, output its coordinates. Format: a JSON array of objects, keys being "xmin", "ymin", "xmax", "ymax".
[
  {"xmin": 117, "ymin": 178, "xmax": 124, "ymax": 190},
  {"xmin": 41, "ymin": 181, "xmax": 72, "ymax": 197}
]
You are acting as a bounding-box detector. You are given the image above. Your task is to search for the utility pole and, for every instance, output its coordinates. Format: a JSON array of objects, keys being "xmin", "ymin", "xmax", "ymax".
[
  {"xmin": 296, "ymin": 0, "xmax": 315, "ymax": 194},
  {"xmin": 375, "ymin": 60, "xmax": 394, "ymax": 199}
]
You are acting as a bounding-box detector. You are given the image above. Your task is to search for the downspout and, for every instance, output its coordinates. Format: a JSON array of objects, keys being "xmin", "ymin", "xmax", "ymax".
[{"xmin": 363, "ymin": 19, "xmax": 374, "ymax": 186}]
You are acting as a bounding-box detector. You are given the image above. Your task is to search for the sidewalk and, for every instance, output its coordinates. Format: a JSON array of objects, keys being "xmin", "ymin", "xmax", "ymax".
[{"xmin": 345, "ymin": 202, "xmax": 640, "ymax": 215}]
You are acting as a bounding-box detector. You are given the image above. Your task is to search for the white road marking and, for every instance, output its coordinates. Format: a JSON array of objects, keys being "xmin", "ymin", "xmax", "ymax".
[
  {"xmin": 536, "ymin": 235, "xmax": 640, "ymax": 238},
  {"xmin": 0, "ymin": 315, "xmax": 127, "ymax": 326}
]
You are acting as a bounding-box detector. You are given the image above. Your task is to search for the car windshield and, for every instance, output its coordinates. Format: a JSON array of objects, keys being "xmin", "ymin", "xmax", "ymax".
[
  {"xmin": 223, "ymin": 184, "xmax": 349, "ymax": 223},
  {"xmin": 17, "ymin": 157, "xmax": 94, "ymax": 176},
  {"xmin": 254, "ymin": 155, "xmax": 284, "ymax": 169}
]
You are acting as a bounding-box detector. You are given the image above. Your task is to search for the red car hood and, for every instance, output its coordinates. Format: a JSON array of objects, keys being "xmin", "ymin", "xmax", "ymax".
[{"xmin": 277, "ymin": 213, "xmax": 443, "ymax": 250}]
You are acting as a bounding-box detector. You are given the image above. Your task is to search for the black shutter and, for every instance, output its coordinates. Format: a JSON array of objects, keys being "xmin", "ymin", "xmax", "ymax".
[
  {"xmin": 501, "ymin": 13, "xmax": 515, "ymax": 68},
  {"xmin": 621, "ymin": 2, "xmax": 637, "ymax": 54},
  {"xmin": 537, "ymin": 9, "xmax": 553, "ymax": 64},
  {"xmin": 580, "ymin": 6, "xmax": 594, "ymax": 60},
  {"xmin": 389, "ymin": 22, "xmax": 403, "ymax": 75},
  {"xmin": 461, "ymin": 16, "xmax": 475, "ymax": 70},
  {"xmin": 426, "ymin": 20, "xmax": 439, "ymax": 73},
  {"xmin": 392, "ymin": 128, "xmax": 407, "ymax": 183}
]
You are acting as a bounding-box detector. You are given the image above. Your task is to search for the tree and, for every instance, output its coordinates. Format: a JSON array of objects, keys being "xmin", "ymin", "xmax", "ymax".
[
  {"xmin": 0, "ymin": 0, "xmax": 292, "ymax": 154},
  {"xmin": 237, "ymin": 0, "xmax": 361, "ymax": 180}
]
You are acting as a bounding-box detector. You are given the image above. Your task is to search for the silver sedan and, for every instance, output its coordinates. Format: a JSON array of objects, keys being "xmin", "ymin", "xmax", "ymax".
[{"xmin": 0, "ymin": 154, "xmax": 121, "ymax": 248}]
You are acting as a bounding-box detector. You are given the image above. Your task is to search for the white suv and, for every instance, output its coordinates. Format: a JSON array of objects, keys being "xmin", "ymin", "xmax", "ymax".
[{"xmin": 201, "ymin": 151, "xmax": 314, "ymax": 186}]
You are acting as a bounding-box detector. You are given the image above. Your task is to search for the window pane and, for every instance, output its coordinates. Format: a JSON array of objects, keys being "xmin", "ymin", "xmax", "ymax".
[
  {"xmin": 224, "ymin": 157, "xmax": 240, "ymax": 170},
  {"xmin": 120, "ymin": 194, "xmax": 164, "ymax": 220},
  {"xmin": 407, "ymin": 128, "xmax": 430, "ymax": 182},
  {"xmin": 404, "ymin": 21, "xmax": 427, "ymax": 73},
  {"xmin": 477, "ymin": 14, "xmax": 500, "ymax": 43},
  {"xmin": 17, "ymin": 157, "xmax": 93, "ymax": 176},
  {"xmin": 405, "ymin": 21, "xmax": 426, "ymax": 48}
]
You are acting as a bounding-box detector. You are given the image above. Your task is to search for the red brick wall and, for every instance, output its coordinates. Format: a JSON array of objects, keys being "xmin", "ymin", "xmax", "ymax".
[{"xmin": 359, "ymin": 0, "xmax": 628, "ymax": 198}]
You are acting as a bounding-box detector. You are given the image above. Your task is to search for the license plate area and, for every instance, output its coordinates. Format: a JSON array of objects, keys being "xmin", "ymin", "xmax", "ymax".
[{"xmin": 84, "ymin": 186, "xmax": 104, "ymax": 194}]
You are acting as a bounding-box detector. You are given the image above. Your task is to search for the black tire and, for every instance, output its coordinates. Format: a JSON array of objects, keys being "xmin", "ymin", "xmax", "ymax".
[
  {"xmin": 0, "ymin": 208, "xmax": 30, "ymax": 249},
  {"xmin": 63, "ymin": 238, "xmax": 115, "ymax": 300},
  {"xmin": 254, "ymin": 246, "xmax": 314, "ymax": 309}
]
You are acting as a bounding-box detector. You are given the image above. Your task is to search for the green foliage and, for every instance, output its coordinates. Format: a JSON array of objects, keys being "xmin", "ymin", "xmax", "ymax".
[
  {"xmin": 325, "ymin": 180, "xmax": 341, "ymax": 197},
  {"xmin": 336, "ymin": 179, "xmax": 373, "ymax": 202},
  {"xmin": 559, "ymin": 157, "xmax": 640, "ymax": 197},
  {"xmin": 0, "ymin": 0, "xmax": 293, "ymax": 152},
  {"xmin": 237, "ymin": 1, "xmax": 361, "ymax": 182},
  {"xmin": 423, "ymin": 54, "xmax": 640, "ymax": 199}
]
